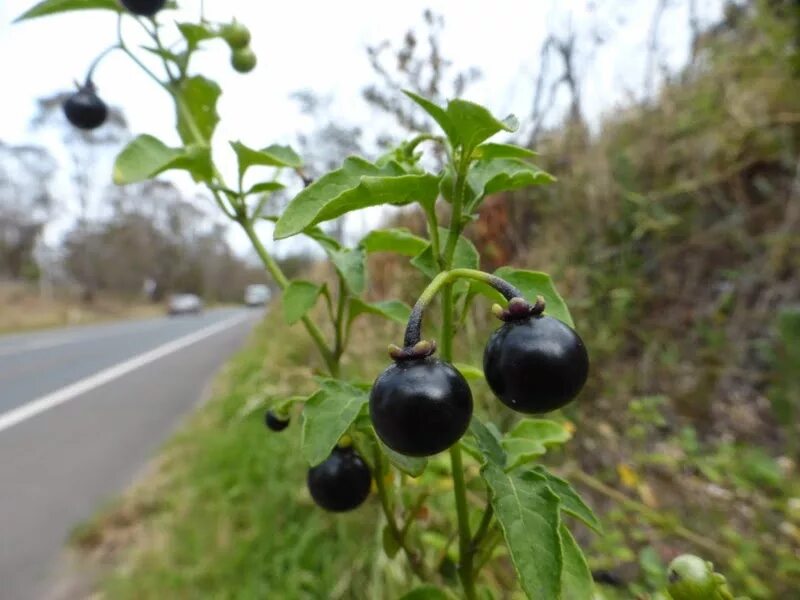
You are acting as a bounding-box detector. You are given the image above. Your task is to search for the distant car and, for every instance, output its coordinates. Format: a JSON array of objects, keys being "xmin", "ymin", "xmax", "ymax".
[
  {"xmin": 168, "ymin": 293, "xmax": 203, "ymax": 315},
  {"xmin": 244, "ymin": 284, "xmax": 270, "ymax": 307}
]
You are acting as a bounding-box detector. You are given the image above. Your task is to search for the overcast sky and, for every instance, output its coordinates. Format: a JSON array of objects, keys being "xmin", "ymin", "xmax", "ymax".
[{"xmin": 1, "ymin": 0, "xmax": 723, "ymax": 256}]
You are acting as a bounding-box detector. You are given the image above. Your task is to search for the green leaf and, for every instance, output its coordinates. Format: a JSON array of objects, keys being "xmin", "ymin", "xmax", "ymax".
[
  {"xmin": 493, "ymin": 267, "xmax": 574, "ymax": 328},
  {"xmin": 531, "ymin": 466, "xmax": 601, "ymax": 533},
  {"xmin": 403, "ymin": 90, "xmax": 458, "ymax": 143},
  {"xmin": 113, "ymin": 135, "xmax": 211, "ymax": 184},
  {"xmin": 446, "ymin": 99, "xmax": 518, "ymax": 153},
  {"xmin": 176, "ymin": 22, "xmax": 217, "ymax": 51},
  {"xmin": 453, "ymin": 363, "xmax": 484, "ymax": 381},
  {"xmin": 245, "ymin": 181, "xmax": 285, "ymax": 196},
  {"xmin": 411, "ymin": 228, "xmax": 479, "ymax": 279},
  {"xmin": 502, "ymin": 419, "xmax": 572, "ymax": 471},
  {"xmin": 481, "ymin": 464, "xmax": 563, "ymax": 599},
  {"xmin": 403, "ymin": 92, "xmax": 517, "ymax": 153},
  {"xmin": 176, "ymin": 76, "xmax": 221, "ymax": 146},
  {"xmin": 473, "ymin": 143, "xmax": 538, "ymax": 161},
  {"xmin": 14, "ymin": 0, "xmax": 121, "ymax": 21},
  {"xmin": 231, "ymin": 141, "xmax": 302, "ymax": 180},
  {"xmin": 468, "ymin": 419, "xmax": 506, "ymax": 468},
  {"xmin": 560, "ymin": 524, "xmax": 595, "ymax": 600},
  {"xmin": 360, "ymin": 228, "xmax": 428, "ymax": 257},
  {"xmin": 398, "ymin": 585, "xmax": 457, "ymax": 600},
  {"xmin": 282, "ymin": 280, "xmax": 321, "ymax": 325},
  {"xmin": 466, "ymin": 158, "xmax": 554, "ymax": 212},
  {"xmin": 274, "ymin": 157, "xmax": 437, "ymax": 239},
  {"xmin": 329, "ymin": 247, "xmax": 366, "ymax": 294},
  {"xmin": 380, "ymin": 442, "xmax": 427, "ymax": 477},
  {"xmin": 348, "ymin": 298, "xmax": 411, "ymax": 326},
  {"xmin": 301, "ymin": 379, "xmax": 369, "ymax": 466}
]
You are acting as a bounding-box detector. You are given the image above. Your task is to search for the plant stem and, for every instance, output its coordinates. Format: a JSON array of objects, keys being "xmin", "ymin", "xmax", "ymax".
[
  {"xmin": 85, "ymin": 44, "xmax": 121, "ymax": 83},
  {"xmin": 403, "ymin": 268, "xmax": 524, "ymax": 348},
  {"xmin": 333, "ymin": 274, "xmax": 347, "ymax": 359},
  {"xmin": 373, "ymin": 452, "xmax": 430, "ymax": 581},
  {"xmin": 241, "ymin": 219, "xmax": 338, "ymax": 376},
  {"xmin": 449, "ymin": 444, "xmax": 476, "ymax": 600}
]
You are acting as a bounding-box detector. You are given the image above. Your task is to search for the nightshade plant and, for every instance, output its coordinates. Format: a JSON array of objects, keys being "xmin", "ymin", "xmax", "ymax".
[{"xmin": 17, "ymin": 2, "xmax": 609, "ymax": 598}]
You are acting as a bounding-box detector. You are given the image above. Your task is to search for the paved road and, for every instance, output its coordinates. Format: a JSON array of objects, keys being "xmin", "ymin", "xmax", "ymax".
[{"xmin": 0, "ymin": 308, "xmax": 261, "ymax": 600}]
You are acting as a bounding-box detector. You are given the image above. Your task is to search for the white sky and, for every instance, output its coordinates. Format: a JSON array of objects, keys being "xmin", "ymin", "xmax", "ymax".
[{"xmin": 0, "ymin": 0, "xmax": 723, "ymax": 257}]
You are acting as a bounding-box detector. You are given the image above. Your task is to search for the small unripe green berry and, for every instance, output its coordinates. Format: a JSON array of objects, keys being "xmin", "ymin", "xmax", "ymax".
[
  {"xmin": 231, "ymin": 47, "xmax": 257, "ymax": 73},
  {"xmin": 667, "ymin": 554, "xmax": 727, "ymax": 600},
  {"xmin": 222, "ymin": 22, "xmax": 251, "ymax": 49}
]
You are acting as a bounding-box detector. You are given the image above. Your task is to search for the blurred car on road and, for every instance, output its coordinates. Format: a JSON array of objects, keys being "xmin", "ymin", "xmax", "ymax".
[
  {"xmin": 244, "ymin": 284, "xmax": 270, "ymax": 307},
  {"xmin": 167, "ymin": 293, "xmax": 203, "ymax": 315}
]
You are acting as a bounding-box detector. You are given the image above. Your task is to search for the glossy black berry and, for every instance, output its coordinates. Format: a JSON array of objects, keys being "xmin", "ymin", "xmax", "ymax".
[
  {"xmin": 370, "ymin": 357, "xmax": 473, "ymax": 457},
  {"xmin": 307, "ymin": 446, "xmax": 371, "ymax": 512},
  {"xmin": 264, "ymin": 409, "xmax": 289, "ymax": 432},
  {"xmin": 483, "ymin": 315, "xmax": 588, "ymax": 414},
  {"xmin": 120, "ymin": 0, "xmax": 166, "ymax": 16},
  {"xmin": 63, "ymin": 84, "xmax": 107, "ymax": 130}
]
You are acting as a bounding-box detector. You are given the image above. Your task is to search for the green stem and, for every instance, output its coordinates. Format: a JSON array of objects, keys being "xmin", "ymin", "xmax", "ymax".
[
  {"xmin": 85, "ymin": 44, "xmax": 120, "ymax": 83},
  {"xmin": 373, "ymin": 452, "xmax": 430, "ymax": 581},
  {"xmin": 241, "ymin": 219, "xmax": 338, "ymax": 376},
  {"xmin": 333, "ymin": 274, "xmax": 347, "ymax": 359},
  {"xmin": 449, "ymin": 444, "xmax": 476, "ymax": 600},
  {"xmin": 441, "ymin": 153, "xmax": 469, "ymax": 266},
  {"xmin": 405, "ymin": 133, "xmax": 444, "ymax": 157},
  {"xmin": 470, "ymin": 504, "xmax": 494, "ymax": 553}
]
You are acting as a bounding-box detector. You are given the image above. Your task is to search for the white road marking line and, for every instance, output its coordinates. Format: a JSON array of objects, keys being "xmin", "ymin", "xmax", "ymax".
[{"xmin": 0, "ymin": 312, "xmax": 251, "ymax": 434}]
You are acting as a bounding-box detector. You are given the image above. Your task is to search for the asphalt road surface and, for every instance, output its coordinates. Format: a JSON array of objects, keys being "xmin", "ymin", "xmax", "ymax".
[{"xmin": 0, "ymin": 308, "xmax": 260, "ymax": 600}]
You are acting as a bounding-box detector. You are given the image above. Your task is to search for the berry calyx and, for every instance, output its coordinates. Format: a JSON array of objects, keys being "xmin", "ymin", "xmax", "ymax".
[
  {"xmin": 370, "ymin": 354, "xmax": 473, "ymax": 457},
  {"xmin": 120, "ymin": 0, "xmax": 166, "ymax": 16},
  {"xmin": 264, "ymin": 409, "xmax": 289, "ymax": 432},
  {"xmin": 231, "ymin": 47, "xmax": 257, "ymax": 73},
  {"xmin": 222, "ymin": 22, "xmax": 251, "ymax": 49},
  {"xmin": 483, "ymin": 304, "xmax": 589, "ymax": 414},
  {"xmin": 63, "ymin": 82, "xmax": 108, "ymax": 130},
  {"xmin": 307, "ymin": 446, "xmax": 371, "ymax": 512}
]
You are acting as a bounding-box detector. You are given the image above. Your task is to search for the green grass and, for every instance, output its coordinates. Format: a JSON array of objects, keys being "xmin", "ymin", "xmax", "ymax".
[{"xmin": 78, "ymin": 310, "xmax": 412, "ymax": 599}]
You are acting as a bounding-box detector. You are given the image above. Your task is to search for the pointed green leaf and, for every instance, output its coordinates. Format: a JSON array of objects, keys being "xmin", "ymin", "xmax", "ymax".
[
  {"xmin": 468, "ymin": 419, "xmax": 506, "ymax": 468},
  {"xmin": 176, "ymin": 22, "xmax": 217, "ymax": 50},
  {"xmin": 380, "ymin": 442, "xmax": 427, "ymax": 477},
  {"xmin": 493, "ymin": 267, "xmax": 574, "ymax": 328},
  {"xmin": 403, "ymin": 90, "xmax": 458, "ymax": 143},
  {"xmin": 282, "ymin": 280, "xmax": 321, "ymax": 325},
  {"xmin": 411, "ymin": 228, "xmax": 479, "ymax": 279},
  {"xmin": 301, "ymin": 379, "xmax": 369, "ymax": 466},
  {"xmin": 481, "ymin": 465, "xmax": 563, "ymax": 600},
  {"xmin": 329, "ymin": 247, "xmax": 366, "ymax": 294},
  {"xmin": 560, "ymin": 524, "xmax": 595, "ymax": 600},
  {"xmin": 382, "ymin": 524, "xmax": 401, "ymax": 558},
  {"xmin": 113, "ymin": 135, "xmax": 211, "ymax": 184},
  {"xmin": 245, "ymin": 181, "xmax": 285, "ymax": 196},
  {"xmin": 531, "ymin": 467, "xmax": 601, "ymax": 533},
  {"xmin": 176, "ymin": 76, "xmax": 221, "ymax": 146},
  {"xmin": 274, "ymin": 157, "xmax": 437, "ymax": 239},
  {"xmin": 502, "ymin": 419, "xmax": 572, "ymax": 471},
  {"xmin": 360, "ymin": 228, "xmax": 428, "ymax": 257},
  {"xmin": 14, "ymin": 0, "xmax": 121, "ymax": 21},
  {"xmin": 466, "ymin": 158, "xmax": 555, "ymax": 212},
  {"xmin": 453, "ymin": 363, "xmax": 484, "ymax": 381},
  {"xmin": 231, "ymin": 141, "xmax": 302, "ymax": 179},
  {"xmin": 348, "ymin": 298, "xmax": 411, "ymax": 326},
  {"xmin": 473, "ymin": 143, "xmax": 538, "ymax": 161},
  {"xmin": 446, "ymin": 99, "xmax": 518, "ymax": 153}
]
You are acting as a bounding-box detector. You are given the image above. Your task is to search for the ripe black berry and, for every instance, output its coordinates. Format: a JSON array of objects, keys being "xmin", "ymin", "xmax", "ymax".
[
  {"xmin": 483, "ymin": 314, "xmax": 588, "ymax": 414},
  {"xmin": 120, "ymin": 0, "xmax": 166, "ymax": 16},
  {"xmin": 264, "ymin": 409, "xmax": 289, "ymax": 432},
  {"xmin": 307, "ymin": 446, "xmax": 371, "ymax": 512},
  {"xmin": 370, "ymin": 357, "xmax": 473, "ymax": 457},
  {"xmin": 63, "ymin": 83, "xmax": 107, "ymax": 130},
  {"xmin": 231, "ymin": 47, "xmax": 257, "ymax": 73}
]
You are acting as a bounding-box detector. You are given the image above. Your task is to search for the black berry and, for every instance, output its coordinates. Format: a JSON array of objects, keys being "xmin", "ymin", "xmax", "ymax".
[
  {"xmin": 120, "ymin": 0, "xmax": 166, "ymax": 16},
  {"xmin": 483, "ymin": 315, "xmax": 589, "ymax": 414},
  {"xmin": 370, "ymin": 357, "xmax": 473, "ymax": 457},
  {"xmin": 307, "ymin": 446, "xmax": 371, "ymax": 512},
  {"xmin": 63, "ymin": 83, "xmax": 107, "ymax": 130},
  {"xmin": 265, "ymin": 409, "xmax": 289, "ymax": 432}
]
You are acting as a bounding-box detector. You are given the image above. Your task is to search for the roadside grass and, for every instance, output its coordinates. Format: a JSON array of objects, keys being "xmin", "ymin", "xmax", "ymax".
[{"xmin": 72, "ymin": 307, "xmax": 417, "ymax": 599}]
